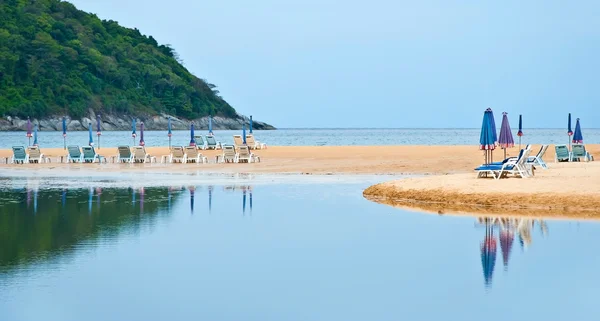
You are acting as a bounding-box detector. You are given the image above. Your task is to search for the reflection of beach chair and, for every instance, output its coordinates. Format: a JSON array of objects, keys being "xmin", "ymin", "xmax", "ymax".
[
  {"xmin": 218, "ymin": 145, "xmax": 237, "ymax": 163},
  {"xmin": 11, "ymin": 146, "xmax": 28, "ymax": 164},
  {"xmin": 82, "ymin": 146, "xmax": 104, "ymax": 163},
  {"xmin": 194, "ymin": 135, "xmax": 207, "ymax": 150},
  {"xmin": 237, "ymin": 145, "xmax": 260, "ymax": 163},
  {"xmin": 233, "ymin": 135, "xmax": 244, "ymax": 148},
  {"xmin": 27, "ymin": 146, "xmax": 49, "ymax": 163},
  {"xmin": 206, "ymin": 135, "xmax": 222, "ymax": 150},
  {"xmin": 571, "ymin": 144, "xmax": 593, "ymax": 162},
  {"xmin": 245, "ymin": 135, "xmax": 266, "ymax": 150},
  {"xmin": 527, "ymin": 144, "xmax": 549, "ymax": 169},
  {"xmin": 67, "ymin": 145, "xmax": 83, "ymax": 163},
  {"xmin": 554, "ymin": 144, "xmax": 570, "ymax": 162},
  {"xmin": 184, "ymin": 146, "xmax": 208, "ymax": 163},
  {"xmin": 117, "ymin": 146, "xmax": 133, "ymax": 163},
  {"xmin": 132, "ymin": 146, "xmax": 155, "ymax": 163},
  {"xmin": 170, "ymin": 146, "xmax": 187, "ymax": 163},
  {"xmin": 475, "ymin": 148, "xmax": 531, "ymax": 179}
]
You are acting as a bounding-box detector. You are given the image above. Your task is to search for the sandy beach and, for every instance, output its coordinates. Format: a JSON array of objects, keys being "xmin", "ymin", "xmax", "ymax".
[{"xmin": 2, "ymin": 144, "xmax": 600, "ymax": 218}]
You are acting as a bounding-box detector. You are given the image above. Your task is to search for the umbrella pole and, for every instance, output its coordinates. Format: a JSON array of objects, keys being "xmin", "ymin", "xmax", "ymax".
[
  {"xmin": 98, "ymin": 134, "xmax": 100, "ymax": 149},
  {"xmin": 503, "ymin": 148, "xmax": 506, "ymax": 160},
  {"xmin": 28, "ymin": 137, "xmax": 31, "ymax": 146},
  {"xmin": 169, "ymin": 136, "xmax": 171, "ymax": 150},
  {"xmin": 63, "ymin": 137, "xmax": 66, "ymax": 150},
  {"xmin": 519, "ymin": 137, "xmax": 521, "ymax": 150}
]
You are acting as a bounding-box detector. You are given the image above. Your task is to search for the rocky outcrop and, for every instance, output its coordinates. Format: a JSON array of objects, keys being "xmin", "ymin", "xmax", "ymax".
[{"xmin": 0, "ymin": 112, "xmax": 275, "ymax": 131}]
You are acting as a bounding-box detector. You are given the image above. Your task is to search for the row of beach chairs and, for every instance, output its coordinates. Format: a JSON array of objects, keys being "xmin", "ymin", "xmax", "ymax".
[
  {"xmin": 475, "ymin": 145, "xmax": 548, "ymax": 179},
  {"xmin": 554, "ymin": 144, "xmax": 594, "ymax": 162},
  {"xmin": 193, "ymin": 134, "xmax": 266, "ymax": 150}
]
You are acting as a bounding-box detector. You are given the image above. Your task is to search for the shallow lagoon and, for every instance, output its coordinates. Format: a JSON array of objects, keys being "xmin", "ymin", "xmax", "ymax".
[{"xmin": 1, "ymin": 175, "xmax": 599, "ymax": 321}]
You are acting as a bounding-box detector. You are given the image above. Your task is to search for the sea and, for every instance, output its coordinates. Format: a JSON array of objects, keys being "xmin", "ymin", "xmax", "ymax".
[{"xmin": 0, "ymin": 128, "xmax": 598, "ymax": 148}]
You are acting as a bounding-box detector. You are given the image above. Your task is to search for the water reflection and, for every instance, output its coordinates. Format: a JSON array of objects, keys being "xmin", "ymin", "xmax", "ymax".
[{"xmin": 477, "ymin": 216, "xmax": 548, "ymax": 289}]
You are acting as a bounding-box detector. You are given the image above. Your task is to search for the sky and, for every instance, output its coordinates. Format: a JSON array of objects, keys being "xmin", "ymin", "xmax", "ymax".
[{"xmin": 70, "ymin": 0, "xmax": 600, "ymax": 128}]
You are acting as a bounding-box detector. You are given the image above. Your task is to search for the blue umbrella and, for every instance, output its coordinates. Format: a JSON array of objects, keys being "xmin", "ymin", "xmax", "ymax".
[
  {"xmin": 249, "ymin": 115, "xmax": 253, "ymax": 134},
  {"xmin": 96, "ymin": 115, "xmax": 102, "ymax": 149},
  {"xmin": 26, "ymin": 117, "xmax": 32, "ymax": 146},
  {"xmin": 480, "ymin": 224, "xmax": 497, "ymax": 288},
  {"xmin": 168, "ymin": 117, "xmax": 172, "ymax": 149},
  {"xmin": 208, "ymin": 116, "xmax": 213, "ymax": 135},
  {"xmin": 33, "ymin": 123, "xmax": 39, "ymax": 146},
  {"xmin": 131, "ymin": 119, "xmax": 137, "ymax": 146},
  {"xmin": 62, "ymin": 116, "xmax": 67, "ymax": 150},
  {"xmin": 139, "ymin": 122, "xmax": 145, "ymax": 146},
  {"xmin": 573, "ymin": 118, "xmax": 583, "ymax": 144},
  {"xmin": 489, "ymin": 109, "xmax": 498, "ymax": 145},
  {"xmin": 479, "ymin": 108, "xmax": 497, "ymax": 164},
  {"xmin": 568, "ymin": 113, "xmax": 573, "ymax": 136},
  {"xmin": 190, "ymin": 123, "xmax": 196, "ymax": 146},
  {"xmin": 242, "ymin": 124, "xmax": 247, "ymax": 144},
  {"xmin": 88, "ymin": 123, "xmax": 93, "ymax": 146},
  {"xmin": 517, "ymin": 114, "xmax": 523, "ymax": 150}
]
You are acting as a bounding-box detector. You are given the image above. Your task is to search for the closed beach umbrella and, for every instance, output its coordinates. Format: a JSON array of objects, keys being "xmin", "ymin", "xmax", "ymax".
[
  {"xmin": 190, "ymin": 123, "xmax": 196, "ymax": 146},
  {"xmin": 88, "ymin": 123, "xmax": 93, "ymax": 146},
  {"xmin": 33, "ymin": 123, "xmax": 39, "ymax": 146},
  {"xmin": 208, "ymin": 116, "xmax": 213, "ymax": 135},
  {"xmin": 62, "ymin": 116, "xmax": 67, "ymax": 150},
  {"xmin": 480, "ymin": 223, "xmax": 497, "ymax": 288},
  {"xmin": 26, "ymin": 117, "xmax": 32, "ymax": 146},
  {"xmin": 573, "ymin": 118, "xmax": 583, "ymax": 144},
  {"xmin": 479, "ymin": 108, "xmax": 497, "ymax": 164},
  {"xmin": 498, "ymin": 112, "xmax": 514, "ymax": 159},
  {"xmin": 96, "ymin": 115, "xmax": 102, "ymax": 149},
  {"xmin": 517, "ymin": 115, "xmax": 523, "ymax": 150},
  {"xmin": 249, "ymin": 115, "xmax": 253, "ymax": 134},
  {"xmin": 131, "ymin": 119, "xmax": 137, "ymax": 146},
  {"xmin": 568, "ymin": 113, "xmax": 573, "ymax": 137},
  {"xmin": 242, "ymin": 124, "xmax": 247, "ymax": 144},
  {"xmin": 167, "ymin": 116, "xmax": 172, "ymax": 149},
  {"xmin": 139, "ymin": 122, "xmax": 145, "ymax": 146}
]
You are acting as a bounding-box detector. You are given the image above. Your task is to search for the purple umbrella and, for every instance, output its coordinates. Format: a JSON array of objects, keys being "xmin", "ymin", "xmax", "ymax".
[
  {"xmin": 26, "ymin": 117, "xmax": 32, "ymax": 146},
  {"xmin": 499, "ymin": 230, "xmax": 514, "ymax": 271},
  {"xmin": 139, "ymin": 122, "xmax": 145, "ymax": 146},
  {"xmin": 498, "ymin": 112, "xmax": 514, "ymax": 159}
]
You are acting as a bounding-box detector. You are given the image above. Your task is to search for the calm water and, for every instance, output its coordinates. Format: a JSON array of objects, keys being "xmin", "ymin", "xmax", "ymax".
[
  {"xmin": 2, "ymin": 128, "xmax": 599, "ymax": 148},
  {"xmin": 1, "ymin": 175, "xmax": 599, "ymax": 321}
]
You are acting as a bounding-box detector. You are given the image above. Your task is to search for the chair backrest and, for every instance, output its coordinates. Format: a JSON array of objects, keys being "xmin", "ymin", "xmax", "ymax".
[
  {"xmin": 233, "ymin": 135, "xmax": 244, "ymax": 147},
  {"xmin": 195, "ymin": 135, "xmax": 204, "ymax": 146},
  {"xmin": 206, "ymin": 136, "xmax": 217, "ymax": 146},
  {"xmin": 27, "ymin": 146, "xmax": 41, "ymax": 158},
  {"xmin": 185, "ymin": 146, "xmax": 199, "ymax": 157},
  {"xmin": 12, "ymin": 146, "xmax": 27, "ymax": 160},
  {"xmin": 238, "ymin": 145, "xmax": 251, "ymax": 158},
  {"xmin": 246, "ymin": 135, "xmax": 256, "ymax": 145},
  {"xmin": 555, "ymin": 144, "xmax": 570, "ymax": 159},
  {"xmin": 572, "ymin": 144, "xmax": 586, "ymax": 157},
  {"xmin": 516, "ymin": 148, "xmax": 531, "ymax": 166},
  {"xmin": 171, "ymin": 146, "xmax": 185, "ymax": 158},
  {"xmin": 537, "ymin": 145, "xmax": 549, "ymax": 158},
  {"xmin": 118, "ymin": 146, "xmax": 132, "ymax": 158},
  {"xmin": 132, "ymin": 146, "xmax": 147, "ymax": 159},
  {"xmin": 222, "ymin": 145, "xmax": 236, "ymax": 158},
  {"xmin": 67, "ymin": 145, "xmax": 81, "ymax": 158},
  {"xmin": 82, "ymin": 146, "xmax": 96, "ymax": 158}
]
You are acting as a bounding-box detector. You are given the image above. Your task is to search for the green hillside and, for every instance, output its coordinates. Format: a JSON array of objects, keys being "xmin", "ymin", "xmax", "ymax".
[{"xmin": 0, "ymin": 0, "xmax": 237, "ymax": 119}]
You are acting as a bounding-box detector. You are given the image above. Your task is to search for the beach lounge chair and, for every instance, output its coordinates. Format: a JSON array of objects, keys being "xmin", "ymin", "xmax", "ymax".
[
  {"xmin": 67, "ymin": 145, "xmax": 83, "ymax": 163},
  {"xmin": 11, "ymin": 146, "xmax": 28, "ymax": 164},
  {"xmin": 206, "ymin": 135, "xmax": 222, "ymax": 150},
  {"xmin": 82, "ymin": 146, "xmax": 104, "ymax": 163},
  {"xmin": 475, "ymin": 148, "xmax": 531, "ymax": 179},
  {"xmin": 233, "ymin": 135, "xmax": 244, "ymax": 148},
  {"xmin": 554, "ymin": 144, "xmax": 570, "ymax": 162},
  {"xmin": 132, "ymin": 146, "xmax": 155, "ymax": 163},
  {"xmin": 571, "ymin": 144, "xmax": 593, "ymax": 162},
  {"xmin": 117, "ymin": 146, "xmax": 133, "ymax": 163},
  {"xmin": 245, "ymin": 135, "xmax": 266, "ymax": 150},
  {"xmin": 527, "ymin": 145, "xmax": 549, "ymax": 169},
  {"xmin": 218, "ymin": 145, "xmax": 237, "ymax": 163},
  {"xmin": 27, "ymin": 146, "xmax": 49, "ymax": 163},
  {"xmin": 237, "ymin": 145, "xmax": 260, "ymax": 163},
  {"xmin": 194, "ymin": 136, "xmax": 207, "ymax": 150},
  {"xmin": 184, "ymin": 146, "xmax": 208, "ymax": 163},
  {"xmin": 170, "ymin": 146, "xmax": 187, "ymax": 163}
]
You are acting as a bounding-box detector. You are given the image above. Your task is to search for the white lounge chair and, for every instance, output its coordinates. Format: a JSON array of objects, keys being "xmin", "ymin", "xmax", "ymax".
[
  {"xmin": 132, "ymin": 146, "xmax": 155, "ymax": 163},
  {"xmin": 218, "ymin": 145, "xmax": 237, "ymax": 163},
  {"xmin": 475, "ymin": 147, "xmax": 531, "ymax": 179},
  {"xmin": 237, "ymin": 145, "xmax": 260, "ymax": 163},
  {"xmin": 527, "ymin": 145, "xmax": 549, "ymax": 169},
  {"xmin": 184, "ymin": 146, "xmax": 208, "ymax": 163},
  {"xmin": 27, "ymin": 146, "xmax": 50, "ymax": 163},
  {"xmin": 117, "ymin": 146, "xmax": 133, "ymax": 163},
  {"xmin": 245, "ymin": 135, "xmax": 266, "ymax": 150},
  {"xmin": 170, "ymin": 146, "xmax": 187, "ymax": 163},
  {"xmin": 233, "ymin": 135, "xmax": 244, "ymax": 148}
]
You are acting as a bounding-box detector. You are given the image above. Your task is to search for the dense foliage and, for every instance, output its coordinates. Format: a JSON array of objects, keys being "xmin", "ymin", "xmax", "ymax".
[{"xmin": 0, "ymin": 0, "xmax": 236, "ymax": 119}]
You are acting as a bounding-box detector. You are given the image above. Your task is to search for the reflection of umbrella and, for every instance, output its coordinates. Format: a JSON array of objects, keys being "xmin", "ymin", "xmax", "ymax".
[
  {"xmin": 190, "ymin": 123, "xmax": 196, "ymax": 146},
  {"xmin": 132, "ymin": 119, "xmax": 137, "ymax": 146},
  {"xmin": 242, "ymin": 124, "xmax": 247, "ymax": 144},
  {"xmin": 208, "ymin": 116, "xmax": 213, "ymax": 135},
  {"xmin": 140, "ymin": 187, "xmax": 145, "ymax": 213},
  {"xmin": 168, "ymin": 117, "xmax": 172, "ymax": 149},
  {"xmin": 517, "ymin": 115, "xmax": 523, "ymax": 150},
  {"xmin": 573, "ymin": 118, "xmax": 583, "ymax": 144},
  {"xmin": 88, "ymin": 187, "xmax": 93, "ymax": 214},
  {"xmin": 62, "ymin": 116, "xmax": 67, "ymax": 150},
  {"xmin": 250, "ymin": 191, "xmax": 253, "ymax": 214},
  {"xmin": 33, "ymin": 188, "xmax": 38, "ymax": 214},
  {"xmin": 88, "ymin": 123, "xmax": 93, "ymax": 146},
  {"xmin": 498, "ymin": 112, "xmax": 514, "ymax": 159},
  {"xmin": 96, "ymin": 115, "xmax": 102, "ymax": 149},
  {"xmin": 480, "ymin": 222, "xmax": 497, "ymax": 288},
  {"xmin": 62, "ymin": 188, "xmax": 67, "ymax": 207},
  {"xmin": 168, "ymin": 188, "xmax": 172, "ymax": 212},
  {"xmin": 208, "ymin": 185, "xmax": 213, "ymax": 213},
  {"xmin": 190, "ymin": 186, "xmax": 195, "ymax": 213},
  {"xmin": 132, "ymin": 187, "xmax": 136, "ymax": 205},
  {"xmin": 243, "ymin": 190, "xmax": 247, "ymax": 215},
  {"xmin": 33, "ymin": 123, "xmax": 39, "ymax": 146},
  {"xmin": 140, "ymin": 122, "xmax": 145, "ymax": 146},
  {"xmin": 27, "ymin": 118, "xmax": 32, "ymax": 146},
  {"xmin": 479, "ymin": 108, "xmax": 497, "ymax": 164},
  {"xmin": 499, "ymin": 230, "xmax": 514, "ymax": 271},
  {"xmin": 249, "ymin": 115, "xmax": 253, "ymax": 134}
]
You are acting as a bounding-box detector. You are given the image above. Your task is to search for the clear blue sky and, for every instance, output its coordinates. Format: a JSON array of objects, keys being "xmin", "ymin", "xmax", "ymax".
[{"xmin": 71, "ymin": 0, "xmax": 599, "ymax": 128}]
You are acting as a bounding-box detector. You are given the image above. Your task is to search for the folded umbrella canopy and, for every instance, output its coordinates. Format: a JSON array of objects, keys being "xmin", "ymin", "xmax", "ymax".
[
  {"xmin": 573, "ymin": 118, "xmax": 583, "ymax": 144},
  {"xmin": 242, "ymin": 124, "xmax": 247, "ymax": 144},
  {"xmin": 26, "ymin": 117, "xmax": 32, "ymax": 146},
  {"xmin": 139, "ymin": 122, "xmax": 145, "ymax": 146},
  {"xmin": 88, "ymin": 123, "xmax": 93, "ymax": 146},
  {"xmin": 33, "ymin": 123, "xmax": 39, "ymax": 146},
  {"xmin": 498, "ymin": 112, "xmax": 514, "ymax": 159},
  {"xmin": 479, "ymin": 108, "xmax": 497, "ymax": 164},
  {"xmin": 517, "ymin": 114, "xmax": 523, "ymax": 150},
  {"xmin": 131, "ymin": 119, "xmax": 137, "ymax": 146},
  {"xmin": 62, "ymin": 116, "xmax": 67, "ymax": 150},
  {"xmin": 249, "ymin": 115, "xmax": 253, "ymax": 134},
  {"xmin": 190, "ymin": 123, "xmax": 196, "ymax": 146},
  {"xmin": 168, "ymin": 116, "xmax": 172, "ymax": 149}
]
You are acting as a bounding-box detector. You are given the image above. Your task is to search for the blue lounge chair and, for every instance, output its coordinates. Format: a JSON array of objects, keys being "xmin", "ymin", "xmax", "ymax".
[
  {"xmin": 206, "ymin": 135, "xmax": 222, "ymax": 150},
  {"xmin": 11, "ymin": 146, "xmax": 28, "ymax": 164},
  {"xmin": 67, "ymin": 145, "xmax": 83, "ymax": 163},
  {"xmin": 117, "ymin": 146, "xmax": 133, "ymax": 163},
  {"xmin": 554, "ymin": 144, "xmax": 570, "ymax": 162},
  {"xmin": 82, "ymin": 146, "xmax": 104, "ymax": 163},
  {"xmin": 571, "ymin": 144, "xmax": 593, "ymax": 162},
  {"xmin": 476, "ymin": 148, "xmax": 531, "ymax": 179}
]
